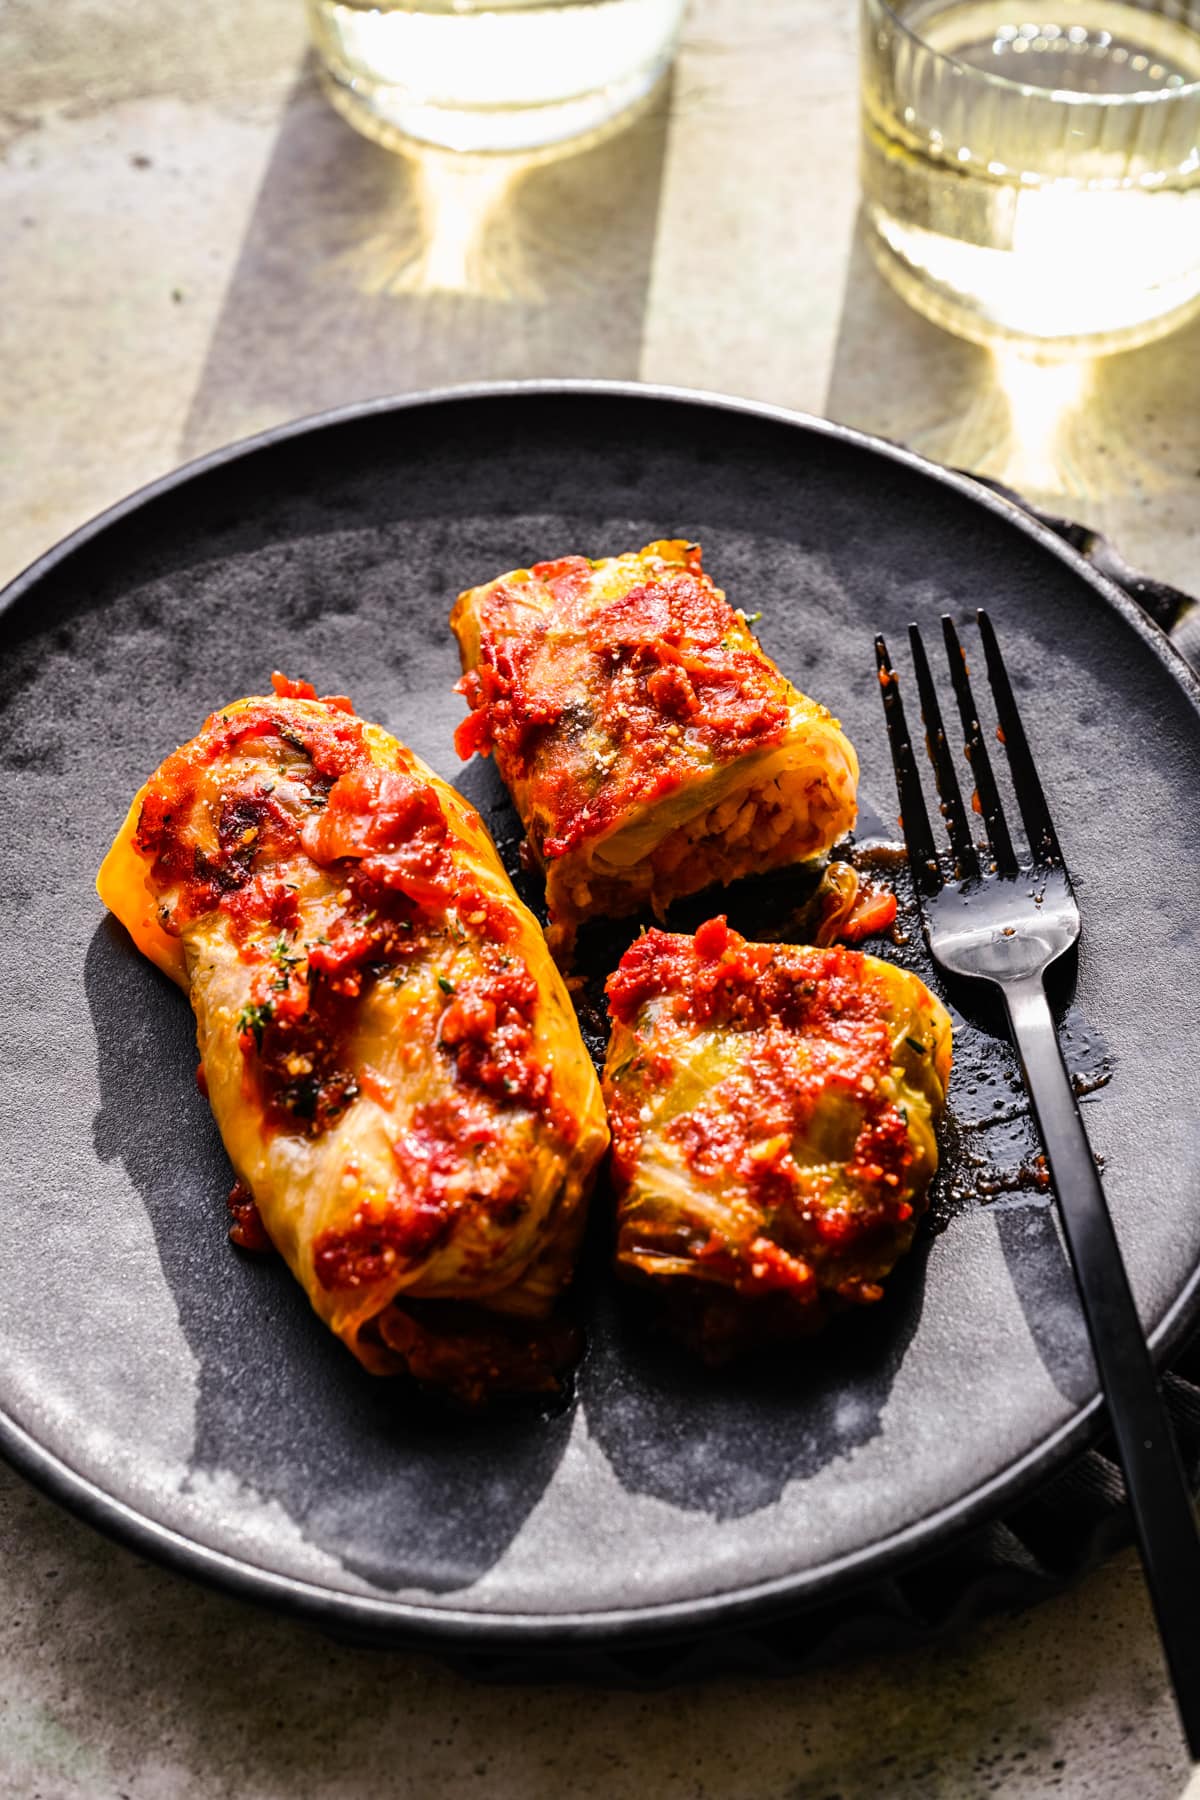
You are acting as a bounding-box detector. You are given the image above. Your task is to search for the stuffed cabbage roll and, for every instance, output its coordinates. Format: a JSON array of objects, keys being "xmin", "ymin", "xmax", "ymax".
[
  {"xmin": 97, "ymin": 675, "xmax": 609, "ymax": 1402},
  {"xmin": 602, "ymin": 917, "xmax": 951, "ymax": 1353},
  {"xmin": 451, "ymin": 540, "xmax": 858, "ymax": 959}
]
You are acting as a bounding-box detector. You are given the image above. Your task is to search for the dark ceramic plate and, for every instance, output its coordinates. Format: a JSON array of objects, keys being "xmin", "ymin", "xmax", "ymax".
[{"xmin": 3, "ymin": 383, "xmax": 1200, "ymax": 1652}]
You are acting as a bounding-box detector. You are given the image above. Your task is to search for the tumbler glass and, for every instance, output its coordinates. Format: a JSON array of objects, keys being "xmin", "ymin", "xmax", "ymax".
[
  {"xmin": 308, "ymin": 0, "xmax": 688, "ymax": 154},
  {"xmin": 860, "ymin": 0, "xmax": 1200, "ymax": 351}
]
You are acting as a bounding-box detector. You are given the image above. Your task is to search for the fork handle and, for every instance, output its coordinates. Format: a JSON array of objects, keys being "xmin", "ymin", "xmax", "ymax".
[{"xmin": 1004, "ymin": 974, "xmax": 1200, "ymax": 1760}]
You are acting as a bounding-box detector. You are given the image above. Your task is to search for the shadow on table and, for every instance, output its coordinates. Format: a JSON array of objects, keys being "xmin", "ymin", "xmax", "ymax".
[
  {"xmin": 181, "ymin": 55, "xmax": 675, "ymax": 458},
  {"xmin": 825, "ymin": 206, "xmax": 1200, "ymax": 539}
]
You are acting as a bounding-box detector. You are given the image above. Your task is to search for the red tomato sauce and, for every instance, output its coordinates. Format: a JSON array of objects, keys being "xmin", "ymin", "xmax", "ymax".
[{"xmin": 226, "ymin": 1179, "xmax": 275, "ymax": 1254}]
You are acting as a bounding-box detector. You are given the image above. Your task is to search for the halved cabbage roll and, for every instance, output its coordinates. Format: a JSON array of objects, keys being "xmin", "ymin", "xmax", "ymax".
[
  {"xmin": 451, "ymin": 541, "xmax": 858, "ymax": 959},
  {"xmin": 602, "ymin": 917, "xmax": 951, "ymax": 1352},
  {"xmin": 97, "ymin": 675, "xmax": 609, "ymax": 1402}
]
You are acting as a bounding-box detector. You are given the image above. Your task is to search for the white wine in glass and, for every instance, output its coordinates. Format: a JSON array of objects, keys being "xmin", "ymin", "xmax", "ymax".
[
  {"xmin": 861, "ymin": 0, "xmax": 1200, "ymax": 350},
  {"xmin": 308, "ymin": 0, "xmax": 688, "ymax": 154}
]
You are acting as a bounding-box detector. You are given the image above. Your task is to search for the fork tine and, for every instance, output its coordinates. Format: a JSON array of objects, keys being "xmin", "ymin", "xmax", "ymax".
[
  {"xmin": 908, "ymin": 624, "xmax": 981, "ymax": 883},
  {"xmin": 941, "ymin": 614, "xmax": 1019, "ymax": 876},
  {"xmin": 976, "ymin": 609, "xmax": 1063, "ymax": 866},
  {"xmin": 874, "ymin": 635, "xmax": 944, "ymax": 896}
]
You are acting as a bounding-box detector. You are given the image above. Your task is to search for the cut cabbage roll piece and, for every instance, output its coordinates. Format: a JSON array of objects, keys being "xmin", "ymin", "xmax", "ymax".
[
  {"xmin": 97, "ymin": 674, "xmax": 609, "ymax": 1403},
  {"xmin": 451, "ymin": 540, "xmax": 858, "ymax": 960},
  {"xmin": 602, "ymin": 916, "xmax": 951, "ymax": 1354}
]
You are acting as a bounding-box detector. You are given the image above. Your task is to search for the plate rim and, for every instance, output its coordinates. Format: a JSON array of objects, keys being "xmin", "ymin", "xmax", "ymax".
[{"xmin": 4, "ymin": 377, "xmax": 1198, "ymax": 1649}]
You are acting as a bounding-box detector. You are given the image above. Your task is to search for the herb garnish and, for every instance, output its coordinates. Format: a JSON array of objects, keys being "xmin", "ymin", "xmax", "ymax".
[{"xmin": 237, "ymin": 1001, "xmax": 274, "ymax": 1048}]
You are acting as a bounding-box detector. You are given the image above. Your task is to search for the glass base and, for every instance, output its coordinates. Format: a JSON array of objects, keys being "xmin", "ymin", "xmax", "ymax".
[
  {"xmin": 316, "ymin": 44, "xmax": 673, "ymax": 157},
  {"xmin": 864, "ymin": 203, "xmax": 1200, "ymax": 359}
]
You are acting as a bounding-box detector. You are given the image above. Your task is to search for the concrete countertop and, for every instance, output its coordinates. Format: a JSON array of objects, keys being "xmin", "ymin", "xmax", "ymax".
[{"xmin": 2, "ymin": 3, "xmax": 1198, "ymax": 1794}]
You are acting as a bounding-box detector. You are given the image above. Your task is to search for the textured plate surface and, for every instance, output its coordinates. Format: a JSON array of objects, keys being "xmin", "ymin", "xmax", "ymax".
[{"xmin": 3, "ymin": 383, "xmax": 1200, "ymax": 1648}]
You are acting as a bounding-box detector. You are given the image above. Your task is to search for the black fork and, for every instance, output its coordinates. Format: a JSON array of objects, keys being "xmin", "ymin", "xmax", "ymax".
[{"xmin": 877, "ymin": 610, "xmax": 1200, "ymax": 1761}]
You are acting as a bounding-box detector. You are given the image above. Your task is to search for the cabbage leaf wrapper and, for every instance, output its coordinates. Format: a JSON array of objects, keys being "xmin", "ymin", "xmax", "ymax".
[
  {"xmin": 98, "ymin": 676, "xmax": 609, "ymax": 1403},
  {"xmin": 451, "ymin": 541, "xmax": 859, "ymax": 960}
]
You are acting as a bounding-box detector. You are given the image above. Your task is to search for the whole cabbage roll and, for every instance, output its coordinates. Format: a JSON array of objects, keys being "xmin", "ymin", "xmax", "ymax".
[
  {"xmin": 602, "ymin": 917, "xmax": 951, "ymax": 1354},
  {"xmin": 97, "ymin": 675, "xmax": 609, "ymax": 1402},
  {"xmin": 451, "ymin": 540, "xmax": 858, "ymax": 959}
]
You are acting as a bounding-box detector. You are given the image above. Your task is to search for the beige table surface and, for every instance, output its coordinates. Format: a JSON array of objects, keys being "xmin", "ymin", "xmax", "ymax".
[{"xmin": 2, "ymin": 3, "xmax": 1199, "ymax": 1795}]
